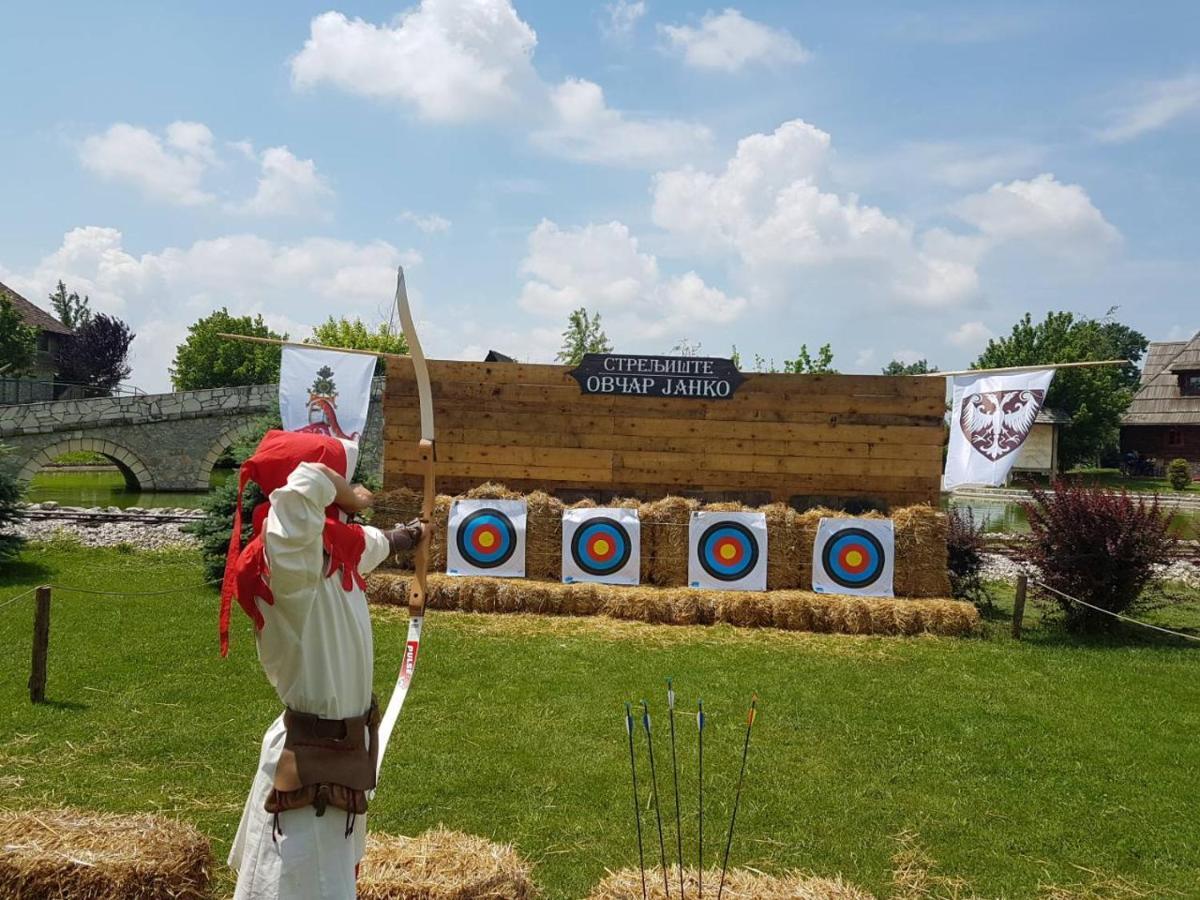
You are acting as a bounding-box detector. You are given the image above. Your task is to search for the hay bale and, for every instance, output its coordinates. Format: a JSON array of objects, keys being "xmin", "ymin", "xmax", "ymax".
[
  {"xmin": 794, "ymin": 507, "xmax": 837, "ymax": 590},
  {"xmin": 358, "ymin": 826, "xmax": 536, "ymax": 900},
  {"xmin": 761, "ymin": 502, "xmax": 802, "ymax": 591},
  {"xmin": 523, "ymin": 491, "xmax": 565, "ymax": 581},
  {"xmin": 640, "ymin": 496, "xmax": 697, "ymax": 586},
  {"xmin": 0, "ymin": 808, "xmax": 211, "ymax": 900},
  {"xmin": 366, "ymin": 576, "xmax": 980, "ymax": 638},
  {"xmin": 891, "ymin": 505, "xmax": 951, "ymax": 597},
  {"xmin": 586, "ymin": 867, "xmax": 874, "ymax": 899}
]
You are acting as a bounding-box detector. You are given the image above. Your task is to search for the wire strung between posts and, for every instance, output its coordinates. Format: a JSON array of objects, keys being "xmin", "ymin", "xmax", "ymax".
[
  {"xmin": 625, "ymin": 703, "xmax": 649, "ymax": 900},
  {"xmin": 641, "ymin": 700, "xmax": 672, "ymax": 899},
  {"xmin": 0, "ymin": 586, "xmax": 38, "ymax": 615},
  {"xmin": 1032, "ymin": 579, "xmax": 1200, "ymax": 643},
  {"xmin": 44, "ymin": 578, "xmax": 224, "ymax": 597}
]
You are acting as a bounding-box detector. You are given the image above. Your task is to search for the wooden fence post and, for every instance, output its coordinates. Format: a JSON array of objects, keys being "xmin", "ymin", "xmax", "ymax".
[
  {"xmin": 1012, "ymin": 574, "xmax": 1028, "ymax": 640},
  {"xmin": 28, "ymin": 585, "xmax": 51, "ymax": 703}
]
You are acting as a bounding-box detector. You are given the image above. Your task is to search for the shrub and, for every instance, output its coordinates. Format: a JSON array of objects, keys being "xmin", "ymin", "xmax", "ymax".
[
  {"xmin": 0, "ymin": 444, "xmax": 26, "ymax": 564},
  {"xmin": 1017, "ymin": 481, "xmax": 1177, "ymax": 632},
  {"xmin": 1167, "ymin": 458, "xmax": 1192, "ymax": 491},
  {"xmin": 946, "ymin": 507, "xmax": 991, "ymax": 609}
]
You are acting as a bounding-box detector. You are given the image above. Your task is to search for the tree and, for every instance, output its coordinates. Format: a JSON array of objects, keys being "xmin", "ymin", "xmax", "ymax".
[
  {"xmin": 0, "ymin": 295, "xmax": 38, "ymax": 376},
  {"xmin": 0, "ymin": 444, "xmax": 25, "ymax": 564},
  {"xmin": 55, "ymin": 314, "xmax": 135, "ymax": 394},
  {"xmin": 783, "ymin": 343, "xmax": 837, "ymax": 374},
  {"xmin": 49, "ymin": 280, "xmax": 91, "ymax": 330},
  {"xmin": 882, "ymin": 358, "xmax": 938, "ymax": 375},
  {"xmin": 308, "ymin": 316, "xmax": 407, "ymax": 376},
  {"xmin": 556, "ymin": 308, "xmax": 612, "ymax": 364},
  {"xmin": 171, "ymin": 309, "xmax": 285, "ymax": 391},
  {"xmin": 973, "ymin": 310, "xmax": 1148, "ymax": 468}
]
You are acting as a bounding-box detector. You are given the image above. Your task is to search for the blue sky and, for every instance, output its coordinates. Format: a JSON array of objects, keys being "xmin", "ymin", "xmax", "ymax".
[{"xmin": 1, "ymin": 1, "xmax": 1197, "ymax": 391}]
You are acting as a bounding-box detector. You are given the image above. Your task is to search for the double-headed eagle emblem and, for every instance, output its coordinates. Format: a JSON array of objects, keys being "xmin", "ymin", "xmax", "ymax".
[{"xmin": 959, "ymin": 389, "xmax": 1045, "ymax": 461}]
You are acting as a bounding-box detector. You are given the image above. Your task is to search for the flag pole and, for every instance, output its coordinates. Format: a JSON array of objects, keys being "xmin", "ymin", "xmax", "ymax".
[
  {"xmin": 216, "ymin": 332, "xmax": 410, "ymax": 362},
  {"xmin": 923, "ymin": 359, "xmax": 1131, "ymax": 378}
]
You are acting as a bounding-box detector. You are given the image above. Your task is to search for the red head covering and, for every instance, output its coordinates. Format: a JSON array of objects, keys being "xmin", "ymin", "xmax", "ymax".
[{"xmin": 220, "ymin": 430, "xmax": 367, "ymax": 656}]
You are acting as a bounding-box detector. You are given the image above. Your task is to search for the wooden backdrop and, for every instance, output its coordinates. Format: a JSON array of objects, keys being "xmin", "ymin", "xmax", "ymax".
[{"xmin": 383, "ymin": 359, "xmax": 945, "ymax": 509}]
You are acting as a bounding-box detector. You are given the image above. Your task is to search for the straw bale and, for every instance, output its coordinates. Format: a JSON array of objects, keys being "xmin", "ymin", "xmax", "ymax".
[
  {"xmin": 523, "ymin": 491, "xmax": 565, "ymax": 580},
  {"xmin": 586, "ymin": 867, "xmax": 874, "ymax": 899},
  {"xmin": 358, "ymin": 826, "xmax": 536, "ymax": 900},
  {"xmin": 891, "ymin": 505, "xmax": 951, "ymax": 597},
  {"xmin": 640, "ymin": 496, "xmax": 697, "ymax": 586},
  {"xmin": 0, "ymin": 808, "xmax": 211, "ymax": 900},
  {"xmin": 761, "ymin": 502, "xmax": 803, "ymax": 590},
  {"xmin": 367, "ymin": 575, "xmax": 980, "ymax": 638}
]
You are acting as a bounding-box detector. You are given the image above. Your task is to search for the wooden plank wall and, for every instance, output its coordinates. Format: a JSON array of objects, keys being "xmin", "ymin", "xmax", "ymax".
[{"xmin": 383, "ymin": 360, "xmax": 945, "ymax": 509}]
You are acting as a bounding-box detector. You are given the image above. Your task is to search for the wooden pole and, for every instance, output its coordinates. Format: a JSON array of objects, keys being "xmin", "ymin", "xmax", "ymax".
[
  {"xmin": 923, "ymin": 359, "xmax": 1132, "ymax": 378},
  {"xmin": 215, "ymin": 333, "xmax": 410, "ymax": 362},
  {"xmin": 1012, "ymin": 574, "xmax": 1028, "ymax": 640},
  {"xmin": 28, "ymin": 585, "xmax": 51, "ymax": 703}
]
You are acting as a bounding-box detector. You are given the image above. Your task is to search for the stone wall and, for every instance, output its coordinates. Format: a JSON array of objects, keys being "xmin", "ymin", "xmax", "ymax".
[{"xmin": 1, "ymin": 380, "xmax": 386, "ymax": 491}]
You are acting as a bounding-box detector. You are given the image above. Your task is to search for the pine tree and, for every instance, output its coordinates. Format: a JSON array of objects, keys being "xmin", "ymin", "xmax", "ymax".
[
  {"xmin": 556, "ymin": 308, "xmax": 613, "ymax": 364},
  {"xmin": 49, "ymin": 280, "xmax": 91, "ymax": 330}
]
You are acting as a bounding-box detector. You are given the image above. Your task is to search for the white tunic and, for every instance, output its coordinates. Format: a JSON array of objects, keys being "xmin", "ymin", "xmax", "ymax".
[{"xmin": 228, "ymin": 462, "xmax": 391, "ymax": 900}]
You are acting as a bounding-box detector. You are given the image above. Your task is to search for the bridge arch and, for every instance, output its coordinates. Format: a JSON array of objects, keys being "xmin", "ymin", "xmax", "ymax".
[
  {"xmin": 198, "ymin": 419, "xmax": 264, "ymax": 488},
  {"xmin": 17, "ymin": 436, "xmax": 156, "ymax": 492}
]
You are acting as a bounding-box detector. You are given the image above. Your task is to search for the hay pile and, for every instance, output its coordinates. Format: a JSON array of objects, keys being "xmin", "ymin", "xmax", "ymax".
[
  {"xmin": 0, "ymin": 808, "xmax": 211, "ymax": 900},
  {"xmin": 586, "ymin": 867, "xmax": 874, "ymax": 899},
  {"xmin": 367, "ymin": 574, "xmax": 980, "ymax": 638},
  {"xmin": 890, "ymin": 505, "xmax": 951, "ymax": 597},
  {"xmin": 641, "ymin": 496, "xmax": 698, "ymax": 586},
  {"xmin": 357, "ymin": 826, "xmax": 536, "ymax": 900}
]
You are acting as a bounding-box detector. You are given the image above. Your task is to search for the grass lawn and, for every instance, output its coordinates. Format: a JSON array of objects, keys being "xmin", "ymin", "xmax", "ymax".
[
  {"xmin": 1026, "ymin": 467, "xmax": 1199, "ymax": 494},
  {"xmin": 2, "ymin": 543, "xmax": 1200, "ymax": 898}
]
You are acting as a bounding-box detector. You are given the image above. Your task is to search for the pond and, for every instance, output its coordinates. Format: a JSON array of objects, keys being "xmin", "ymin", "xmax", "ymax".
[{"xmin": 27, "ymin": 467, "xmax": 232, "ymax": 509}]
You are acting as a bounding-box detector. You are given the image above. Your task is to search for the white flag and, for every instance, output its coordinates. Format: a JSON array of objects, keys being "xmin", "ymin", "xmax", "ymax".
[
  {"xmin": 279, "ymin": 345, "xmax": 375, "ymax": 446},
  {"xmin": 943, "ymin": 369, "xmax": 1055, "ymax": 490}
]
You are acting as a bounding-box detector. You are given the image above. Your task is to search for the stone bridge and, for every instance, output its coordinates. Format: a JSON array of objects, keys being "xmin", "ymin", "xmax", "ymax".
[{"xmin": 0, "ymin": 381, "xmax": 384, "ymax": 491}]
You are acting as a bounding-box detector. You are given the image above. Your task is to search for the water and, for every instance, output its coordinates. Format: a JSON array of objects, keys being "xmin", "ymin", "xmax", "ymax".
[{"xmin": 27, "ymin": 468, "xmax": 231, "ymax": 509}]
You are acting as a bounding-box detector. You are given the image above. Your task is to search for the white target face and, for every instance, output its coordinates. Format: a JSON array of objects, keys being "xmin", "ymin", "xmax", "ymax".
[
  {"xmin": 447, "ymin": 499, "xmax": 527, "ymax": 578},
  {"xmin": 562, "ymin": 508, "xmax": 640, "ymax": 585},
  {"xmin": 812, "ymin": 517, "xmax": 894, "ymax": 597},
  {"xmin": 687, "ymin": 511, "xmax": 768, "ymax": 592}
]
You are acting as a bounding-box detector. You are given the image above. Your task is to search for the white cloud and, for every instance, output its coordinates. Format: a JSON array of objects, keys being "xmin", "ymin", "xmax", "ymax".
[
  {"xmin": 659, "ymin": 9, "xmax": 808, "ymax": 72},
  {"xmin": 652, "ymin": 119, "xmax": 977, "ymax": 308},
  {"xmin": 233, "ymin": 146, "xmax": 333, "ymax": 217},
  {"xmin": 290, "ymin": 4, "xmax": 538, "ymax": 122},
  {"xmin": 290, "ymin": 2, "xmax": 708, "ymax": 168},
  {"xmin": 79, "ymin": 122, "xmax": 216, "ymax": 206},
  {"xmin": 0, "ymin": 227, "xmax": 418, "ymax": 391},
  {"xmin": 533, "ymin": 78, "xmax": 712, "ymax": 167},
  {"xmin": 602, "ymin": 0, "xmax": 646, "ymax": 41},
  {"xmin": 955, "ymin": 173, "xmax": 1120, "ymax": 246},
  {"xmin": 399, "ymin": 210, "xmax": 452, "ymax": 233},
  {"xmin": 891, "ymin": 348, "xmax": 925, "ymax": 366},
  {"xmin": 518, "ymin": 219, "xmax": 745, "ymax": 340},
  {"xmin": 837, "ymin": 140, "xmax": 1046, "ymax": 191},
  {"xmin": 1099, "ymin": 72, "xmax": 1200, "ymax": 143},
  {"xmin": 948, "ymin": 320, "xmax": 995, "ymax": 349}
]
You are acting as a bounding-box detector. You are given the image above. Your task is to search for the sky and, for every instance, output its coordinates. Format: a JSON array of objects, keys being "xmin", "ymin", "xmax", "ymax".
[{"xmin": 1, "ymin": 0, "xmax": 1198, "ymax": 392}]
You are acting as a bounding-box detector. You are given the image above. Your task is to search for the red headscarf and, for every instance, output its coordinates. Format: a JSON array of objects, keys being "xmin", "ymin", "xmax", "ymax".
[{"xmin": 219, "ymin": 430, "xmax": 368, "ymax": 656}]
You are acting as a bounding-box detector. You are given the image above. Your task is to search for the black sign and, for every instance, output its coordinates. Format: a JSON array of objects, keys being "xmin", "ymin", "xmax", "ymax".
[{"xmin": 569, "ymin": 354, "xmax": 745, "ymax": 399}]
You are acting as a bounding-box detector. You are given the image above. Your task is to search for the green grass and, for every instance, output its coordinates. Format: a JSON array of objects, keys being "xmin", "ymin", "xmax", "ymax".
[
  {"xmin": 1024, "ymin": 467, "xmax": 1199, "ymax": 494},
  {"xmin": 2, "ymin": 545, "xmax": 1200, "ymax": 898}
]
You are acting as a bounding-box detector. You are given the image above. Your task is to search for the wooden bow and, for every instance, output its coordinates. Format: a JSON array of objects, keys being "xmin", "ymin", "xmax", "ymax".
[{"xmin": 375, "ymin": 266, "xmax": 435, "ymax": 779}]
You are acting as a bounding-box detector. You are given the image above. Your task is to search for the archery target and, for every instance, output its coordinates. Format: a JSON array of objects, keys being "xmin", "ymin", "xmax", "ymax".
[
  {"xmin": 688, "ymin": 511, "xmax": 767, "ymax": 592},
  {"xmin": 447, "ymin": 499, "xmax": 527, "ymax": 578},
  {"xmin": 562, "ymin": 508, "xmax": 640, "ymax": 585},
  {"xmin": 812, "ymin": 517, "xmax": 894, "ymax": 597}
]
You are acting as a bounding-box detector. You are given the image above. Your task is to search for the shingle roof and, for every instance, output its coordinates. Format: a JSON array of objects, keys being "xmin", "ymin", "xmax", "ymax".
[
  {"xmin": 0, "ymin": 281, "xmax": 72, "ymax": 336},
  {"xmin": 1123, "ymin": 332, "xmax": 1200, "ymax": 426}
]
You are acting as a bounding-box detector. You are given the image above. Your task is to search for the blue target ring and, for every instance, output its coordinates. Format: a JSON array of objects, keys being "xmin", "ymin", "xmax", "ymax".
[
  {"xmin": 570, "ymin": 517, "xmax": 632, "ymax": 576},
  {"xmin": 821, "ymin": 527, "xmax": 885, "ymax": 589},
  {"xmin": 698, "ymin": 521, "xmax": 760, "ymax": 582},
  {"xmin": 456, "ymin": 508, "xmax": 517, "ymax": 569}
]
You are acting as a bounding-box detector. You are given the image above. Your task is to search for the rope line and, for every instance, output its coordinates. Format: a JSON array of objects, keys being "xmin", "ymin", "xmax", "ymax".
[
  {"xmin": 1032, "ymin": 579, "xmax": 1200, "ymax": 644},
  {"xmin": 0, "ymin": 587, "xmax": 39, "ymax": 614},
  {"xmin": 45, "ymin": 578, "xmax": 223, "ymax": 597}
]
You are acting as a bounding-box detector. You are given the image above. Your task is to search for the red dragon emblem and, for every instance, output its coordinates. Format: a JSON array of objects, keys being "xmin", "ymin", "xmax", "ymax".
[
  {"xmin": 294, "ymin": 365, "xmax": 361, "ymax": 442},
  {"xmin": 959, "ymin": 389, "xmax": 1045, "ymax": 461}
]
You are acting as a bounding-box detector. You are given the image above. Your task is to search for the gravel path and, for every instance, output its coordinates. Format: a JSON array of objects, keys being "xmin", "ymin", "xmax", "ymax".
[
  {"xmin": 8, "ymin": 503, "xmax": 203, "ymax": 550},
  {"xmin": 981, "ymin": 551, "xmax": 1200, "ymax": 589}
]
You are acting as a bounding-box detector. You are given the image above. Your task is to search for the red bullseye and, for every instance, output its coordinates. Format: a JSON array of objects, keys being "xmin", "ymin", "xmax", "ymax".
[
  {"xmin": 471, "ymin": 525, "xmax": 501, "ymax": 554},
  {"xmin": 837, "ymin": 544, "xmax": 870, "ymax": 574},
  {"xmin": 586, "ymin": 534, "xmax": 616, "ymax": 561},
  {"xmin": 714, "ymin": 537, "xmax": 745, "ymax": 566}
]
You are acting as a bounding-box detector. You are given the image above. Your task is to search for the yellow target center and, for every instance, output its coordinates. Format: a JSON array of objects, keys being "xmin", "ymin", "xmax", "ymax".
[
  {"xmin": 593, "ymin": 539, "xmax": 610, "ymax": 555},
  {"xmin": 719, "ymin": 544, "xmax": 737, "ymax": 561},
  {"xmin": 845, "ymin": 550, "xmax": 863, "ymax": 567},
  {"xmin": 478, "ymin": 532, "xmax": 496, "ymax": 549}
]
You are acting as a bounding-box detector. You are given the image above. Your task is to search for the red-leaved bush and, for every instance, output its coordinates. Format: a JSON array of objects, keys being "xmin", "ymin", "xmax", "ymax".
[
  {"xmin": 947, "ymin": 507, "xmax": 991, "ymax": 609},
  {"xmin": 1017, "ymin": 481, "xmax": 1177, "ymax": 632}
]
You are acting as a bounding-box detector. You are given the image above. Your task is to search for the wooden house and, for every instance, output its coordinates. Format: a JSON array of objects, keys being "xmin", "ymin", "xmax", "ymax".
[{"xmin": 1121, "ymin": 331, "xmax": 1200, "ymax": 472}]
